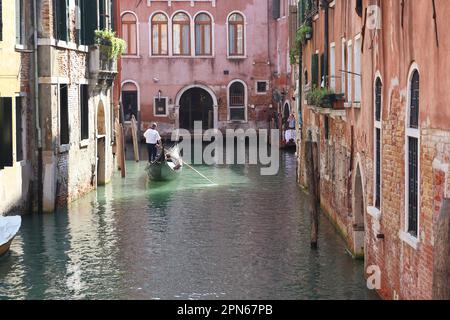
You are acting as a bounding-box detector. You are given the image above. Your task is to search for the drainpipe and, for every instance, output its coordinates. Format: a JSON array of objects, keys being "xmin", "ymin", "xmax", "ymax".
[
  {"xmin": 322, "ymin": 0, "xmax": 329, "ymax": 87},
  {"xmin": 33, "ymin": 0, "xmax": 43, "ymax": 214}
]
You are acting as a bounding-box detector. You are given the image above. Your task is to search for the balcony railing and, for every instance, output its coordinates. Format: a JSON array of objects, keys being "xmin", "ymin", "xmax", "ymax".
[
  {"xmin": 89, "ymin": 45, "xmax": 118, "ymax": 88},
  {"xmin": 304, "ymin": 0, "xmax": 319, "ymax": 20}
]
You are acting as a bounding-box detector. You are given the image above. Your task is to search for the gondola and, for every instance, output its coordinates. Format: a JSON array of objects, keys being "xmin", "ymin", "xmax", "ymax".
[
  {"xmin": 0, "ymin": 216, "xmax": 21, "ymax": 257},
  {"xmin": 146, "ymin": 145, "xmax": 183, "ymax": 181}
]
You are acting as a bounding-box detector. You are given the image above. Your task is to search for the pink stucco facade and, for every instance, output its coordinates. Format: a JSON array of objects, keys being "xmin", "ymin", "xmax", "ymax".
[{"xmin": 119, "ymin": 0, "xmax": 292, "ymax": 136}]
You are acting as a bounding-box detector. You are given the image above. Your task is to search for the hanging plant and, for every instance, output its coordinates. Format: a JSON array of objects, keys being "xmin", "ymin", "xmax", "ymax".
[
  {"xmin": 94, "ymin": 29, "xmax": 126, "ymax": 60},
  {"xmin": 296, "ymin": 24, "xmax": 313, "ymax": 44}
]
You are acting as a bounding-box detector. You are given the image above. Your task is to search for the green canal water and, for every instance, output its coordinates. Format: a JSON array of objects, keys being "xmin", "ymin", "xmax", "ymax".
[{"xmin": 0, "ymin": 148, "xmax": 378, "ymax": 300}]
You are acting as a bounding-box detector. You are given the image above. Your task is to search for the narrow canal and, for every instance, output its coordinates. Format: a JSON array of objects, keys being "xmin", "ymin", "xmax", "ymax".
[{"xmin": 0, "ymin": 147, "xmax": 378, "ymax": 300}]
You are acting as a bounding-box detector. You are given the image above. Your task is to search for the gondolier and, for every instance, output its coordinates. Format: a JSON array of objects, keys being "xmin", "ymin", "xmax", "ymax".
[{"xmin": 144, "ymin": 123, "xmax": 162, "ymax": 163}]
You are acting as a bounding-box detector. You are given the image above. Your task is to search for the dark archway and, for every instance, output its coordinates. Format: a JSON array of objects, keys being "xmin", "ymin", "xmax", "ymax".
[{"xmin": 179, "ymin": 88, "xmax": 214, "ymax": 131}]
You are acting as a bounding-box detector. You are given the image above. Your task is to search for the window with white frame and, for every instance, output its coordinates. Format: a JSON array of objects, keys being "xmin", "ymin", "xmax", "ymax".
[
  {"xmin": 173, "ymin": 12, "xmax": 191, "ymax": 56},
  {"xmin": 354, "ymin": 36, "xmax": 362, "ymax": 103},
  {"xmin": 228, "ymin": 13, "xmax": 245, "ymax": 56},
  {"xmin": 151, "ymin": 13, "xmax": 168, "ymax": 55},
  {"xmin": 228, "ymin": 81, "xmax": 246, "ymax": 121},
  {"xmin": 347, "ymin": 41, "xmax": 353, "ymax": 103},
  {"xmin": 330, "ymin": 43, "xmax": 336, "ymax": 91},
  {"xmin": 195, "ymin": 13, "xmax": 212, "ymax": 56},
  {"xmin": 374, "ymin": 77, "xmax": 382, "ymax": 210},
  {"xmin": 154, "ymin": 97, "xmax": 168, "ymax": 116},
  {"xmin": 122, "ymin": 12, "xmax": 138, "ymax": 55},
  {"xmin": 406, "ymin": 68, "xmax": 420, "ymax": 238}
]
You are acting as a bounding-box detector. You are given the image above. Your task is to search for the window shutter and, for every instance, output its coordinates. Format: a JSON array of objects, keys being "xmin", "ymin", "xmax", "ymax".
[
  {"xmin": 84, "ymin": 0, "xmax": 98, "ymax": 45},
  {"xmin": 99, "ymin": 0, "xmax": 106, "ymax": 30},
  {"xmin": 0, "ymin": 98, "xmax": 13, "ymax": 168},
  {"xmin": 0, "ymin": 0, "xmax": 3, "ymax": 41},
  {"xmin": 298, "ymin": 0, "xmax": 304, "ymax": 25},
  {"xmin": 289, "ymin": 6, "xmax": 298, "ymax": 48},
  {"xmin": 311, "ymin": 54, "xmax": 319, "ymax": 88},
  {"xmin": 15, "ymin": 0, "xmax": 21, "ymax": 44},
  {"xmin": 273, "ymin": 0, "xmax": 280, "ymax": 20}
]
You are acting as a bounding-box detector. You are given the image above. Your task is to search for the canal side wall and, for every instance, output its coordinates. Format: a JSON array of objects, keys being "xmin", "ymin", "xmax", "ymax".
[{"xmin": 296, "ymin": 0, "xmax": 450, "ymax": 300}]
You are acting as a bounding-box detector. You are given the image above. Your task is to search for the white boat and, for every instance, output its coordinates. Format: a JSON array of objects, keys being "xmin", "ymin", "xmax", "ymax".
[{"xmin": 0, "ymin": 216, "xmax": 21, "ymax": 257}]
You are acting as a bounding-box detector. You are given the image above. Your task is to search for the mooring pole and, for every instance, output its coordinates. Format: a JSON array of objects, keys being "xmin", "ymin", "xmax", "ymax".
[
  {"xmin": 433, "ymin": 198, "xmax": 450, "ymax": 299},
  {"xmin": 305, "ymin": 131, "xmax": 320, "ymax": 249}
]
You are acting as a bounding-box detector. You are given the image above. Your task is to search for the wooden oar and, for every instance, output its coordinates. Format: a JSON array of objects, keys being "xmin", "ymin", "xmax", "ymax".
[
  {"xmin": 165, "ymin": 146, "xmax": 216, "ymax": 185},
  {"xmin": 181, "ymin": 160, "xmax": 216, "ymax": 185}
]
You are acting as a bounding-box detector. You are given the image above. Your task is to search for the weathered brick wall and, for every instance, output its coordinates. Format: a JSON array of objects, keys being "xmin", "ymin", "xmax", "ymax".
[{"xmin": 39, "ymin": 0, "xmax": 115, "ymax": 209}]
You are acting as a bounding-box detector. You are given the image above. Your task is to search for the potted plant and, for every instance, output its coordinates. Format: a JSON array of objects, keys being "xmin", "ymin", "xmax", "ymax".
[
  {"xmin": 94, "ymin": 29, "xmax": 126, "ymax": 62},
  {"xmin": 306, "ymin": 87, "xmax": 336, "ymax": 108}
]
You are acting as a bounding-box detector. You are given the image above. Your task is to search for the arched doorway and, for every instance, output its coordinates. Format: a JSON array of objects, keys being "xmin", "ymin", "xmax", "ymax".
[
  {"xmin": 97, "ymin": 101, "xmax": 106, "ymax": 186},
  {"xmin": 283, "ymin": 101, "xmax": 291, "ymax": 120},
  {"xmin": 178, "ymin": 87, "xmax": 215, "ymax": 131},
  {"xmin": 353, "ymin": 164, "xmax": 365, "ymax": 258}
]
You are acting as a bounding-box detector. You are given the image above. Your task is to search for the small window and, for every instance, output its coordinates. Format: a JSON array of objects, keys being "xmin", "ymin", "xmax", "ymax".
[
  {"xmin": 122, "ymin": 12, "xmax": 137, "ymax": 55},
  {"xmin": 15, "ymin": 97, "xmax": 24, "ymax": 162},
  {"xmin": 152, "ymin": 13, "xmax": 168, "ymax": 55},
  {"xmin": 154, "ymin": 97, "xmax": 167, "ymax": 116},
  {"xmin": 0, "ymin": 97, "xmax": 13, "ymax": 169},
  {"xmin": 324, "ymin": 116, "xmax": 330, "ymax": 140},
  {"xmin": 229, "ymin": 81, "xmax": 246, "ymax": 121},
  {"xmin": 80, "ymin": 84, "xmax": 89, "ymax": 141},
  {"xmin": 228, "ymin": 13, "xmax": 245, "ymax": 56},
  {"xmin": 256, "ymin": 81, "xmax": 268, "ymax": 94},
  {"xmin": 59, "ymin": 84, "xmax": 69, "ymax": 145}
]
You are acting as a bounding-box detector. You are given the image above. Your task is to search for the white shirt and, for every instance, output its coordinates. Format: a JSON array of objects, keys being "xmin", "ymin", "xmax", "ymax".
[{"xmin": 144, "ymin": 128, "xmax": 161, "ymax": 144}]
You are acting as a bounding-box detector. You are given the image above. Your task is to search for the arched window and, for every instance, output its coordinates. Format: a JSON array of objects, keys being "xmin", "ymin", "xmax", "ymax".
[
  {"xmin": 195, "ymin": 13, "xmax": 212, "ymax": 56},
  {"xmin": 374, "ymin": 77, "xmax": 382, "ymax": 209},
  {"xmin": 229, "ymin": 81, "xmax": 246, "ymax": 121},
  {"xmin": 122, "ymin": 82, "xmax": 139, "ymax": 122},
  {"xmin": 173, "ymin": 13, "xmax": 191, "ymax": 56},
  {"xmin": 121, "ymin": 13, "xmax": 137, "ymax": 55},
  {"xmin": 409, "ymin": 71, "xmax": 420, "ymax": 129},
  {"xmin": 151, "ymin": 13, "xmax": 168, "ymax": 55},
  {"xmin": 406, "ymin": 68, "xmax": 420, "ymax": 238},
  {"xmin": 228, "ymin": 13, "xmax": 244, "ymax": 56}
]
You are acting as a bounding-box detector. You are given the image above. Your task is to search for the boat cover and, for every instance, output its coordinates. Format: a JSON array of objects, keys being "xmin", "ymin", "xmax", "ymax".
[{"xmin": 0, "ymin": 216, "xmax": 21, "ymax": 246}]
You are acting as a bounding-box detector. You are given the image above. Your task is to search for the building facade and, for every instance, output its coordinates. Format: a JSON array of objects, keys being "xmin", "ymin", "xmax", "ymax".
[
  {"xmin": 119, "ymin": 0, "xmax": 295, "ymax": 137},
  {"xmin": 296, "ymin": 0, "xmax": 450, "ymax": 299},
  {"xmin": 36, "ymin": 0, "xmax": 118, "ymax": 212},
  {"xmin": 0, "ymin": 0, "xmax": 35, "ymax": 215}
]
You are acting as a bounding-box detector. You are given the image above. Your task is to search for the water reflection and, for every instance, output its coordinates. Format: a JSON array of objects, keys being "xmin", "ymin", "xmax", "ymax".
[{"xmin": 1, "ymin": 149, "xmax": 378, "ymax": 300}]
